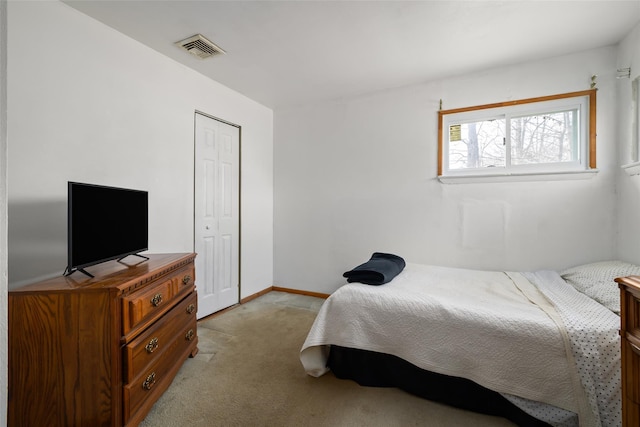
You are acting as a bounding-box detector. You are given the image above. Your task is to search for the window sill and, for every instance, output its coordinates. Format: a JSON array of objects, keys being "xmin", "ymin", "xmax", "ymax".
[
  {"xmin": 438, "ymin": 170, "xmax": 599, "ymax": 184},
  {"xmin": 622, "ymin": 161, "xmax": 640, "ymax": 176}
]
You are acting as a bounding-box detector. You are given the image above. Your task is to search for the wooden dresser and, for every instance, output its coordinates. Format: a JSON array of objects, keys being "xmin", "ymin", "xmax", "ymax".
[
  {"xmin": 616, "ymin": 275, "xmax": 640, "ymax": 426},
  {"xmin": 8, "ymin": 253, "xmax": 198, "ymax": 427}
]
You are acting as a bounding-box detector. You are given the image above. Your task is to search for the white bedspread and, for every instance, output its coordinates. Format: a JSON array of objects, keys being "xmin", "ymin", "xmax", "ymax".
[{"xmin": 300, "ymin": 263, "xmax": 616, "ymax": 427}]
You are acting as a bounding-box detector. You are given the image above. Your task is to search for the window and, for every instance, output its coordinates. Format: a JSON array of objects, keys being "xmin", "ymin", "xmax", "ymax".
[{"xmin": 438, "ymin": 90, "xmax": 596, "ymax": 179}]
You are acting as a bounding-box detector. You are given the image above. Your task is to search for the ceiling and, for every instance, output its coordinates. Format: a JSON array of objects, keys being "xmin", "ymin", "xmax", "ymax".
[{"xmin": 63, "ymin": 0, "xmax": 640, "ymax": 109}]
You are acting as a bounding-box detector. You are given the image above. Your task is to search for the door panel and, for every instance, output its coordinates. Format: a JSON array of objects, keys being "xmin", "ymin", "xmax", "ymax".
[{"xmin": 194, "ymin": 113, "xmax": 240, "ymax": 318}]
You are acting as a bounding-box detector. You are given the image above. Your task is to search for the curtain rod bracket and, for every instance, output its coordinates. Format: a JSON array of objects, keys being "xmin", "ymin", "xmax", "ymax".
[{"xmin": 617, "ymin": 68, "xmax": 631, "ymax": 79}]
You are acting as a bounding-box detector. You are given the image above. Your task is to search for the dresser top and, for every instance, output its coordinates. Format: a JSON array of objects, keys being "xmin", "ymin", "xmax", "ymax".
[
  {"xmin": 11, "ymin": 253, "xmax": 196, "ymax": 294},
  {"xmin": 616, "ymin": 275, "xmax": 640, "ymax": 300}
]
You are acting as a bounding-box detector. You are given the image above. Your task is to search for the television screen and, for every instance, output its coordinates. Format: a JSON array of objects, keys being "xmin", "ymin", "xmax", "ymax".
[{"xmin": 66, "ymin": 181, "xmax": 148, "ymax": 277}]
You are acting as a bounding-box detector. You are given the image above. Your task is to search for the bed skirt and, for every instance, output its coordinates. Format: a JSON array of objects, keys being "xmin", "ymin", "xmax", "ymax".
[{"xmin": 327, "ymin": 345, "xmax": 551, "ymax": 427}]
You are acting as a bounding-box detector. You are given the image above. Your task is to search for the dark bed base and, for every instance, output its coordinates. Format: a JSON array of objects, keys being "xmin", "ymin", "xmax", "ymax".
[{"xmin": 327, "ymin": 345, "xmax": 551, "ymax": 427}]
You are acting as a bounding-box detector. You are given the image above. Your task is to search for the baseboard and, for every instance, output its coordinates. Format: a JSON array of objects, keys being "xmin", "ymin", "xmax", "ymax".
[
  {"xmin": 272, "ymin": 286, "xmax": 330, "ymax": 299},
  {"xmin": 199, "ymin": 286, "xmax": 329, "ymax": 321},
  {"xmin": 240, "ymin": 286, "xmax": 330, "ymax": 304},
  {"xmin": 239, "ymin": 287, "xmax": 273, "ymax": 304}
]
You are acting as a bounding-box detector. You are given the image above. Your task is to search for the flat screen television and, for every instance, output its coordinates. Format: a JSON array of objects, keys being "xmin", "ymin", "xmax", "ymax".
[{"xmin": 64, "ymin": 181, "xmax": 149, "ymax": 278}]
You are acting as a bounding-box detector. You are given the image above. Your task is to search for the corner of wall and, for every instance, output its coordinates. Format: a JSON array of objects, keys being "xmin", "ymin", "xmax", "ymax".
[
  {"xmin": 1, "ymin": 0, "xmax": 9, "ymax": 424},
  {"xmin": 614, "ymin": 20, "xmax": 640, "ymax": 263}
]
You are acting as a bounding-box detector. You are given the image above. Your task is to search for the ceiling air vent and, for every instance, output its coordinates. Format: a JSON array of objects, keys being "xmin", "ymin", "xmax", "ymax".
[{"xmin": 175, "ymin": 34, "xmax": 225, "ymax": 59}]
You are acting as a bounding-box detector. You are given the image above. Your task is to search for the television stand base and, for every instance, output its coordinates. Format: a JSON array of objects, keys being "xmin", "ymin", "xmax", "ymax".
[
  {"xmin": 63, "ymin": 266, "xmax": 95, "ymax": 278},
  {"xmin": 64, "ymin": 253, "xmax": 150, "ymax": 278},
  {"xmin": 117, "ymin": 253, "xmax": 150, "ymax": 266},
  {"xmin": 120, "ymin": 253, "xmax": 150, "ymax": 262}
]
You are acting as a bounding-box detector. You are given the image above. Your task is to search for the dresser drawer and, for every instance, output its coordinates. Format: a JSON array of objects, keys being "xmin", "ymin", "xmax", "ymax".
[
  {"xmin": 122, "ymin": 263, "xmax": 195, "ymax": 336},
  {"xmin": 123, "ymin": 292, "xmax": 197, "ymax": 383},
  {"xmin": 624, "ymin": 335, "xmax": 640, "ymax": 404},
  {"xmin": 123, "ymin": 314, "xmax": 198, "ymax": 422},
  {"xmin": 623, "ymin": 398, "xmax": 640, "ymax": 427},
  {"xmin": 621, "ymin": 280, "xmax": 640, "ymax": 330}
]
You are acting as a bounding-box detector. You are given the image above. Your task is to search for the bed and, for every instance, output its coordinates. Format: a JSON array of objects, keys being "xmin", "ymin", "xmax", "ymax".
[{"xmin": 300, "ymin": 257, "xmax": 639, "ymax": 427}]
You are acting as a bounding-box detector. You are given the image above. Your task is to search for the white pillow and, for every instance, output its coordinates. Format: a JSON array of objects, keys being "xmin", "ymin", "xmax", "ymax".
[{"xmin": 560, "ymin": 260, "xmax": 640, "ymax": 315}]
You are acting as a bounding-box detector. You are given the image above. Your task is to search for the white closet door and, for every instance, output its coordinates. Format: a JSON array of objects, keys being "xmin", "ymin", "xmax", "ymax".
[{"xmin": 194, "ymin": 113, "xmax": 240, "ymax": 318}]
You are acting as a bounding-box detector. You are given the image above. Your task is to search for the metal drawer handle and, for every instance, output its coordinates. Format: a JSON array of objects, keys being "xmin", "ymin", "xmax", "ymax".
[
  {"xmin": 142, "ymin": 372, "xmax": 156, "ymax": 391},
  {"xmin": 186, "ymin": 304, "xmax": 196, "ymax": 314},
  {"xmin": 182, "ymin": 274, "xmax": 192, "ymax": 285},
  {"xmin": 150, "ymin": 293, "xmax": 163, "ymax": 307},
  {"xmin": 145, "ymin": 337, "xmax": 159, "ymax": 354},
  {"xmin": 185, "ymin": 329, "xmax": 195, "ymax": 341}
]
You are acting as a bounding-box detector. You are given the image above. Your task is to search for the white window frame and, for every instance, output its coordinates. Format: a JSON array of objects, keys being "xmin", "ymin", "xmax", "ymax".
[
  {"xmin": 621, "ymin": 78, "xmax": 640, "ymax": 176},
  {"xmin": 438, "ymin": 90, "xmax": 597, "ymax": 180},
  {"xmin": 632, "ymin": 76, "xmax": 639, "ymax": 162}
]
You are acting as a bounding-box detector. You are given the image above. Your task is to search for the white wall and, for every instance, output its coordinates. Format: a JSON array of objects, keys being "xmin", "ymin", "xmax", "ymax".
[
  {"xmin": 615, "ymin": 22, "xmax": 640, "ymax": 262},
  {"xmin": 1, "ymin": 0, "xmax": 8, "ymax": 424},
  {"xmin": 7, "ymin": 1, "xmax": 274, "ymax": 300},
  {"xmin": 275, "ymin": 47, "xmax": 619, "ymax": 294}
]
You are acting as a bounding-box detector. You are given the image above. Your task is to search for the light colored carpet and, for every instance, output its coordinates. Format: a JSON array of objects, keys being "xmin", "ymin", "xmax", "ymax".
[{"xmin": 139, "ymin": 291, "xmax": 515, "ymax": 427}]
